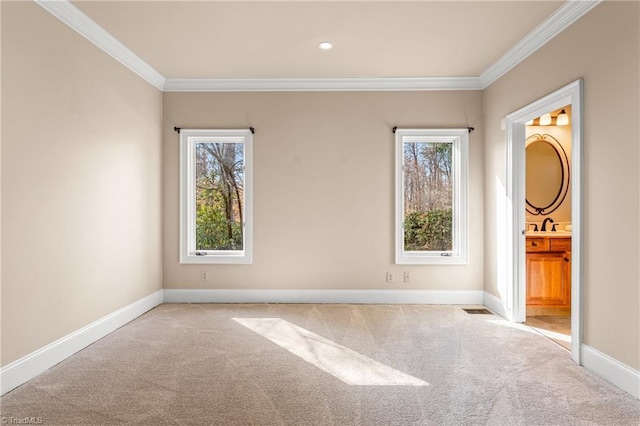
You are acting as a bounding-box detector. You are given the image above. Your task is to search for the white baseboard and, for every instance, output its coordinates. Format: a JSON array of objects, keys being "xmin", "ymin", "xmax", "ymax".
[
  {"xmin": 162, "ymin": 289, "xmax": 484, "ymax": 305},
  {"xmin": 3, "ymin": 288, "xmax": 638, "ymax": 401},
  {"xmin": 0, "ymin": 290, "xmax": 162, "ymax": 396},
  {"xmin": 581, "ymin": 344, "xmax": 640, "ymax": 400},
  {"xmin": 482, "ymin": 291, "xmax": 509, "ymax": 319}
]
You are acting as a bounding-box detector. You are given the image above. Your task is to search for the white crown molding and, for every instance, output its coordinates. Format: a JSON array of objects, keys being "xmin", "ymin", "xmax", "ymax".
[
  {"xmin": 34, "ymin": 0, "xmax": 165, "ymax": 91},
  {"xmin": 0, "ymin": 291, "xmax": 162, "ymax": 396},
  {"xmin": 163, "ymin": 77, "xmax": 483, "ymax": 92},
  {"xmin": 35, "ymin": 0, "xmax": 601, "ymax": 92},
  {"xmin": 479, "ymin": 0, "xmax": 602, "ymax": 89},
  {"xmin": 162, "ymin": 289, "xmax": 484, "ymax": 304}
]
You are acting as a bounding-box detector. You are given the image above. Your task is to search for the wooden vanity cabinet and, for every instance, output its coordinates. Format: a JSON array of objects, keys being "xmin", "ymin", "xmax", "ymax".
[{"xmin": 526, "ymin": 237, "xmax": 571, "ymax": 308}]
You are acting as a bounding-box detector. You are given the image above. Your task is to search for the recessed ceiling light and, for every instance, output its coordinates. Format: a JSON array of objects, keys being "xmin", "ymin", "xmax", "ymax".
[{"xmin": 318, "ymin": 41, "xmax": 333, "ymax": 50}]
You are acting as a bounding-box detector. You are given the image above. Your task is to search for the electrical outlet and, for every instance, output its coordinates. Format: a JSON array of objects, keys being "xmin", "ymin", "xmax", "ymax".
[
  {"xmin": 201, "ymin": 271, "xmax": 209, "ymax": 281},
  {"xmin": 386, "ymin": 272, "xmax": 395, "ymax": 283},
  {"xmin": 403, "ymin": 271, "xmax": 412, "ymax": 283}
]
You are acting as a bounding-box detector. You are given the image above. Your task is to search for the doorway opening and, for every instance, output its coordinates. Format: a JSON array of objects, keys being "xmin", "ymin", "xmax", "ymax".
[
  {"xmin": 504, "ymin": 79, "xmax": 583, "ymax": 364},
  {"xmin": 523, "ymin": 107, "xmax": 572, "ymax": 351}
]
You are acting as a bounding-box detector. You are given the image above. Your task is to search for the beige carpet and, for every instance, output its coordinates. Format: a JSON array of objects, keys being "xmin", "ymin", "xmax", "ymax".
[{"xmin": 1, "ymin": 304, "xmax": 639, "ymax": 425}]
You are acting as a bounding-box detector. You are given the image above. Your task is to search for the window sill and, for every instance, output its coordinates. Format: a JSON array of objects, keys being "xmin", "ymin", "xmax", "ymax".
[
  {"xmin": 180, "ymin": 253, "xmax": 252, "ymax": 265},
  {"xmin": 396, "ymin": 254, "xmax": 468, "ymax": 265}
]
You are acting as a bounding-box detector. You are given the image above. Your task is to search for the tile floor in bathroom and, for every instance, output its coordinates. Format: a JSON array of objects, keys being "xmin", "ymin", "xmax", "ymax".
[{"xmin": 525, "ymin": 315, "xmax": 571, "ymax": 350}]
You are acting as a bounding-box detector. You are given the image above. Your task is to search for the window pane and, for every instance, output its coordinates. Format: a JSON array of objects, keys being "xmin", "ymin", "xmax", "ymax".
[
  {"xmin": 403, "ymin": 142, "xmax": 453, "ymax": 252},
  {"xmin": 195, "ymin": 142, "xmax": 244, "ymax": 251}
]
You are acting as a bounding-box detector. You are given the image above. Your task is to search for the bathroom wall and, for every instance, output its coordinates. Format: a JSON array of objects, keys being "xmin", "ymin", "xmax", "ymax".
[{"xmin": 525, "ymin": 110, "xmax": 572, "ymax": 225}]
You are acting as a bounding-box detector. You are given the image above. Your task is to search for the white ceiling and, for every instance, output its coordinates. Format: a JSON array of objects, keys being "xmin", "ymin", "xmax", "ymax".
[
  {"xmin": 72, "ymin": 1, "xmax": 562, "ymax": 79},
  {"xmin": 38, "ymin": 1, "xmax": 600, "ymax": 90}
]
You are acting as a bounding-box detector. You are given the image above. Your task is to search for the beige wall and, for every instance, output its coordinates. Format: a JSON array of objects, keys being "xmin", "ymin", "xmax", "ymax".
[
  {"xmin": 1, "ymin": 2, "xmax": 163, "ymax": 366},
  {"xmin": 483, "ymin": 2, "xmax": 639, "ymax": 369},
  {"xmin": 3, "ymin": 0, "xmax": 637, "ymax": 382},
  {"xmin": 163, "ymin": 92, "xmax": 484, "ymax": 291}
]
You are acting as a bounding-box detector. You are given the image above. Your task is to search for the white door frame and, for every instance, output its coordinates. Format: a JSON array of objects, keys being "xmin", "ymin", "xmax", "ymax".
[{"xmin": 504, "ymin": 79, "xmax": 583, "ymax": 364}]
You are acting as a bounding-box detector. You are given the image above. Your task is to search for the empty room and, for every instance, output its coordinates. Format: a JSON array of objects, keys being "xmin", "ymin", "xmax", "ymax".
[{"xmin": 1, "ymin": 0, "xmax": 639, "ymax": 424}]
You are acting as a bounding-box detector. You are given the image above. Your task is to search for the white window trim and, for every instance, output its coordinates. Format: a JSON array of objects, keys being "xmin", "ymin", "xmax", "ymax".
[
  {"xmin": 395, "ymin": 128, "xmax": 468, "ymax": 265},
  {"xmin": 179, "ymin": 129, "xmax": 253, "ymax": 264}
]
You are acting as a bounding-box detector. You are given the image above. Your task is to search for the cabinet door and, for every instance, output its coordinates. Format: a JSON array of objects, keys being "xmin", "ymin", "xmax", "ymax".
[{"xmin": 526, "ymin": 252, "xmax": 570, "ymax": 307}]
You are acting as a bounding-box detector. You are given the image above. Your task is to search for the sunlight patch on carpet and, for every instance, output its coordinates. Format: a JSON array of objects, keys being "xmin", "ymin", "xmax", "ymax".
[
  {"xmin": 486, "ymin": 319, "xmax": 571, "ymax": 342},
  {"xmin": 486, "ymin": 319, "xmax": 539, "ymax": 334},
  {"xmin": 529, "ymin": 327, "xmax": 571, "ymax": 342},
  {"xmin": 233, "ymin": 318, "xmax": 428, "ymax": 386}
]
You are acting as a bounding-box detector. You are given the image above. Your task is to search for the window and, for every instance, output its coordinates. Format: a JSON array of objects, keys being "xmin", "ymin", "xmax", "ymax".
[
  {"xmin": 395, "ymin": 129, "xmax": 468, "ymax": 265},
  {"xmin": 180, "ymin": 129, "xmax": 252, "ymax": 264}
]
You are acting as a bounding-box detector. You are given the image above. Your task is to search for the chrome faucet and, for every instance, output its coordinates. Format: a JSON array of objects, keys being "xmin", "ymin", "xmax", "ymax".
[{"xmin": 541, "ymin": 217, "xmax": 555, "ymax": 232}]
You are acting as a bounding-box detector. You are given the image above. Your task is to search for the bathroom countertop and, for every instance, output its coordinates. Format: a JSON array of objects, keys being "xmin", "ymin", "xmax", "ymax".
[{"xmin": 526, "ymin": 232, "xmax": 572, "ymax": 238}]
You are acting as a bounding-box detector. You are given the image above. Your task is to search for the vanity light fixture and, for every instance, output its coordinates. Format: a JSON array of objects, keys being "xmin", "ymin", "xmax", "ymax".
[
  {"xmin": 318, "ymin": 41, "xmax": 333, "ymax": 50},
  {"xmin": 556, "ymin": 109, "xmax": 569, "ymax": 126},
  {"xmin": 525, "ymin": 119, "xmax": 534, "ymax": 126},
  {"xmin": 539, "ymin": 113, "xmax": 552, "ymax": 126}
]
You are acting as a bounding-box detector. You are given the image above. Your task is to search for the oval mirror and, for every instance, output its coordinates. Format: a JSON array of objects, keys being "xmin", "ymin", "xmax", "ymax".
[{"xmin": 525, "ymin": 134, "xmax": 570, "ymax": 215}]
